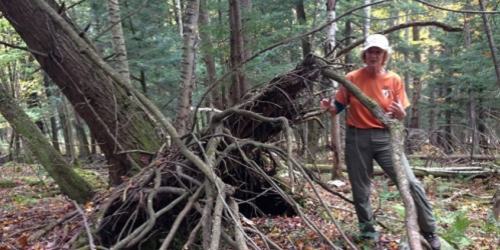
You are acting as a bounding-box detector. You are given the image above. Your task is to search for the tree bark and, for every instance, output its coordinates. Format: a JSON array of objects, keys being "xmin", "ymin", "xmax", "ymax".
[
  {"xmin": 174, "ymin": 0, "xmax": 200, "ymax": 136},
  {"xmin": 61, "ymin": 97, "xmax": 76, "ymax": 159},
  {"xmin": 464, "ymin": 1, "xmax": 481, "ymax": 155},
  {"xmin": 74, "ymin": 113, "xmax": 91, "ymax": 159},
  {"xmin": 228, "ymin": 0, "xmax": 248, "ymax": 106},
  {"xmin": 43, "ymin": 73, "xmax": 60, "ymax": 153},
  {"xmin": 409, "ymin": 26, "xmax": 421, "ymax": 129},
  {"xmin": 295, "ymin": 0, "xmax": 311, "ymax": 58},
  {"xmin": 107, "ymin": 0, "xmax": 131, "ymax": 84},
  {"xmin": 363, "ymin": 0, "xmax": 371, "ymax": 36},
  {"xmin": 199, "ymin": 0, "xmax": 222, "ymax": 111},
  {"xmin": 0, "ymin": 0, "xmax": 162, "ymax": 185},
  {"xmin": 0, "ymin": 84, "xmax": 93, "ymax": 204},
  {"xmin": 478, "ymin": 0, "xmax": 500, "ymax": 88},
  {"xmin": 325, "ymin": 0, "xmax": 343, "ymax": 180}
]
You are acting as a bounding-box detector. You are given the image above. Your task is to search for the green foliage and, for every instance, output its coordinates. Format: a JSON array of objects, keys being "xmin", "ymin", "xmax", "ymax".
[
  {"xmin": 11, "ymin": 194, "xmax": 38, "ymax": 205},
  {"xmin": 380, "ymin": 180, "xmax": 400, "ymax": 201},
  {"xmin": 0, "ymin": 179, "xmax": 15, "ymax": 188},
  {"xmin": 436, "ymin": 209, "xmax": 473, "ymax": 249},
  {"xmin": 478, "ymin": 214, "xmax": 500, "ymax": 241},
  {"xmin": 392, "ymin": 203, "xmax": 406, "ymax": 219}
]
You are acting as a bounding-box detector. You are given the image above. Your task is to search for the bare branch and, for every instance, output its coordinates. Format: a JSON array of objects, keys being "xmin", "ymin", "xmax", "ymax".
[
  {"xmin": 414, "ymin": 0, "xmax": 500, "ymax": 14},
  {"xmin": 0, "ymin": 41, "xmax": 47, "ymax": 56},
  {"xmin": 337, "ymin": 21, "xmax": 462, "ymax": 58}
]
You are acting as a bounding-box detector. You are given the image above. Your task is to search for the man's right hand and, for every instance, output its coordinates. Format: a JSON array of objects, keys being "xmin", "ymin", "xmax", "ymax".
[{"xmin": 320, "ymin": 97, "xmax": 337, "ymax": 115}]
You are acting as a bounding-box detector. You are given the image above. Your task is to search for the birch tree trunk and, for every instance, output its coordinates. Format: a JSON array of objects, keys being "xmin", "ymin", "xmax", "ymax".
[
  {"xmin": 174, "ymin": 0, "xmax": 200, "ymax": 136},
  {"xmin": 175, "ymin": 0, "xmax": 183, "ymax": 35},
  {"xmin": 363, "ymin": 0, "xmax": 371, "ymax": 36},
  {"xmin": 325, "ymin": 0, "xmax": 343, "ymax": 180},
  {"xmin": 107, "ymin": 0, "xmax": 131, "ymax": 84}
]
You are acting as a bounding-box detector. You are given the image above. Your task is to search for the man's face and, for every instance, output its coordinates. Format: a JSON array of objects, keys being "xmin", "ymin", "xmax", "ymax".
[{"xmin": 364, "ymin": 47, "xmax": 386, "ymax": 68}]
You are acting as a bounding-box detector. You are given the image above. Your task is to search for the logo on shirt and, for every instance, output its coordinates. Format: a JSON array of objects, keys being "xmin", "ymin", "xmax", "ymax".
[{"xmin": 382, "ymin": 88, "xmax": 391, "ymax": 99}]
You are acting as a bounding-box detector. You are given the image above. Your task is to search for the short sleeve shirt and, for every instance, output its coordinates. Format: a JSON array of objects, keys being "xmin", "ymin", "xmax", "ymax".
[{"xmin": 335, "ymin": 68, "xmax": 410, "ymax": 129}]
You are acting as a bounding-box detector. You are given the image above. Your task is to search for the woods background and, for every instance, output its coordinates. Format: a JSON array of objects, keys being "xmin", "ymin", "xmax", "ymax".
[{"xmin": 0, "ymin": 0, "xmax": 499, "ymax": 249}]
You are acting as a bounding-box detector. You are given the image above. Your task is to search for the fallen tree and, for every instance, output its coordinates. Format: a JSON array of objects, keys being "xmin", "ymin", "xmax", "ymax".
[
  {"xmin": 310, "ymin": 163, "xmax": 500, "ymax": 178},
  {"xmin": 94, "ymin": 58, "xmax": 360, "ymax": 249}
]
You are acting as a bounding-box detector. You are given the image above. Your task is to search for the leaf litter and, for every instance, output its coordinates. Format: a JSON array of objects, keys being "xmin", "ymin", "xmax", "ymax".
[{"xmin": 1, "ymin": 163, "xmax": 499, "ymax": 249}]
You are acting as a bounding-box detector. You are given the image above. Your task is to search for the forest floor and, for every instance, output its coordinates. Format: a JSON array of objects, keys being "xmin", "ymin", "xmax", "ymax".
[{"xmin": 0, "ymin": 160, "xmax": 499, "ymax": 250}]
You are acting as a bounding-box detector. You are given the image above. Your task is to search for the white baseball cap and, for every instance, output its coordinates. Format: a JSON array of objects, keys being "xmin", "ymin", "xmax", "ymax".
[{"xmin": 362, "ymin": 34, "xmax": 391, "ymax": 52}]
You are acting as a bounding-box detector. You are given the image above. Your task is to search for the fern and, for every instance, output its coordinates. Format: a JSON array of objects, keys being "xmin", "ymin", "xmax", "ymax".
[{"xmin": 439, "ymin": 209, "xmax": 472, "ymax": 249}]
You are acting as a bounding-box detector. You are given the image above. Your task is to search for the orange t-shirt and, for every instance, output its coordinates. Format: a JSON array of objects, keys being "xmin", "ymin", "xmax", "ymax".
[{"xmin": 335, "ymin": 68, "xmax": 410, "ymax": 129}]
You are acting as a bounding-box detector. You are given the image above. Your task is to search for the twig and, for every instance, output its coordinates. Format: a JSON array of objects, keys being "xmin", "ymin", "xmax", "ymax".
[
  {"xmin": 27, "ymin": 210, "xmax": 78, "ymax": 243},
  {"xmin": 159, "ymin": 185, "xmax": 204, "ymax": 250},
  {"xmin": 336, "ymin": 21, "xmax": 462, "ymax": 58},
  {"xmin": 111, "ymin": 188, "xmax": 191, "ymax": 248},
  {"xmin": 0, "ymin": 41, "xmax": 48, "ymax": 56},
  {"xmin": 208, "ymin": 185, "xmax": 229, "ymax": 250},
  {"xmin": 72, "ymin": 200, "xmax": 96, "ymax": 250},
  {"xmin": 181, "ymin": 218, "xmax": 203, "ymax": 249},
  {"xmin": 243, "ymin": 226, "xmax": 284, "ymax": 250},
  {"xmin": 414, "ymin": 0, "xmax": 500, "ymax": 14},
  {"xmin": 228, "ymin": 197, "xmax": 249, "ymax": 250}
]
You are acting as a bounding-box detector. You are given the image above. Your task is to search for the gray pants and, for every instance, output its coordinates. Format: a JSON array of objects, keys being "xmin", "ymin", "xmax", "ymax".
[{"xmin": 345, "ymin": 127, "xmax": 437, "ymax": 235}]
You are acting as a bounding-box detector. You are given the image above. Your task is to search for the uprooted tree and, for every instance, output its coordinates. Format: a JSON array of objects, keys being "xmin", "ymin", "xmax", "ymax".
[{"xmin": 0, "ymin": 0, "xmax": 465, "ymax": 249}]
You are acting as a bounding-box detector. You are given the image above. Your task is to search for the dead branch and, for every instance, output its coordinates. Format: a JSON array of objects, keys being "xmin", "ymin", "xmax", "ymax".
[
  {"xmin": 27, "ymin": 210, "xmax": 78, "ymax": 243},
  {"xmin": 337, "ymin": 21, "xmax": 462, "ymax": 58},
  {"xmin": 72, "ymin": 200, "xmax": 96, "ymax": 250},
  {"xmin": 414, "ymin": 0, "xmax": 500, "ymax": 14}
]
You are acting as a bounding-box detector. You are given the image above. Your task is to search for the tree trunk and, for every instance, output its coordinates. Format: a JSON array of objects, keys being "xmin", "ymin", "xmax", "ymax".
[
  {"xmin": 107, "ymin": 0, "xmax": 131, "ymax": 84},
  {"xmin": 295, "ymin": 0, "xmax": 311, "ymax": 58},
  {"xmin": 74, "ymin": 113, "xmax": 91, "ymax": 159},
  {"xmin": 174, "ymin": 0, "xmax": 183, "ymax": 35},
  {"xmin": 478, "ymin": 0, "xmax": 500, "ymax": 88},
  {"xmin": 464, "ymin": 3, "xmax": 481, "ymax": 155},
  {"xmin": 26, "ymin": 91, "xmax": 45, "ymax": 134},
  {"xmin": 0, "ymin": 84, "xmax": 93, "ymax": 204},
  {"xmin": 325, "ymin": 0, "xmax": 343, "ymax": 180},
  {"xmin": 363, "ymin": 0, "xmax": 371, "ymax": 36},
  {"xmin": 409, "ymin": 26, "xmax": 421, "ymax": 129},
  {"xmin": 174, "ymin": 0, "xmax": 200, "ymax": 136},
  {"xmin": 43, "ymin": 73, "xmax": 60, "ymax": 153},
  {"xmin": 228, "ymin": 0, "xmax": 248, "ymax": 106},
  {"xmin": 61, "ymin": 97, "xmax": 76, "ymax": 159},
  {"xmin": 444, "ymin": 83, "xmax": 453, "ymax": 154},
  {"xmin": 0, "ymin": 0, "xmax": 162, "ymax": 185},
  {"xmin": 428, "ymin": 38, "xmax": 437, "ymax": 145},
  {"xmin": 199, "ymin": 0, "xmax": 222, "ymax": 112}
]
